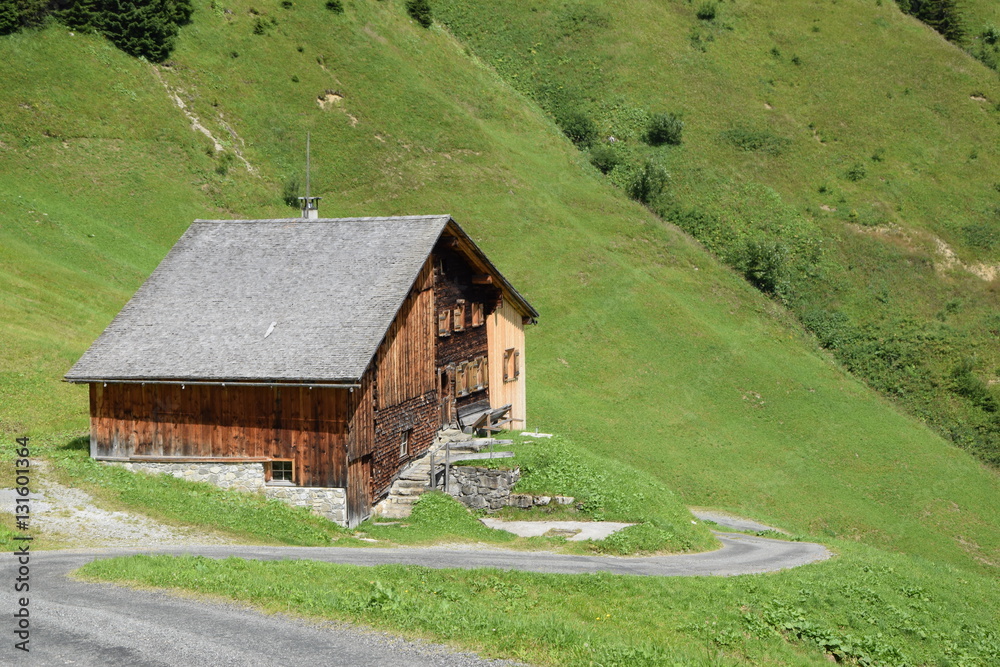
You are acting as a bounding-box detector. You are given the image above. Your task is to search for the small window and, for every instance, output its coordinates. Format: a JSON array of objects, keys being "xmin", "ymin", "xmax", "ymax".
[
  {"xmin": 266, "ymin": 459, "xmax": 295, "ymax": 484},
  {"xmin": 470, "ymin": 302, "xmax": 484, "ymax": 327},
  {"xmin": 453, "ymin": 301, "xmax": 466, "ymax": 332},
  {"xmin": 437, "ymin": 309, "xmax": 452, "ymax": 337},
  {"xmin": 400, "ymin": 429, "xmax": 411, "ymax": 458}
]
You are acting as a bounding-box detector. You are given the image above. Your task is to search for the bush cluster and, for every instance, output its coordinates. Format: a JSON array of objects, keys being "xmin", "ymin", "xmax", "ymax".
[
  {"xmin": 627, "ymin": 159, "xmax": 669, "ymax": 205},
  {"xmin": 588, "ymin": 144, "xmax": 620, "ymax": 174},
  {"xmin": 405, "ymin": 0, "xmax": 431, "ymax": 28},
  {"xmin": 895, "ymin": 0, "xmax": 965, "ymax": 42},
  {"xmin": 555, "ymin": 107, "xmax": 597, "ymax": 147},
  {"xmin": 645, "ymin": 112, "xmax": 683, "ymax": 146},
  {"xmin": 730, "ymin": 236, "xmax": 790, "ymax": 297},
  {"xmin": 695, "ymin": 2, "xmax": 716, "ymax": 21},
  {"xmin": 0, "ymin": 0, "xmax": 193, "ymax": 61},
  {"xmin": 282, "ymin": 176, "xmax": 301, "ymax": 207}
]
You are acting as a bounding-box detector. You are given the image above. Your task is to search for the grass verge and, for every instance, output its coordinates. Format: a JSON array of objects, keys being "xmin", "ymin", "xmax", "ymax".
[
  {"xmin": 361, "ymin": 431, "xmax": 717, "ymax": 555},
  {"xmin": 40, "ymin": 434, "xmax": 353, "ymax": 546},
  {"xmin": 79, "ymin": 541, "xmax": 1000, "ymax": 666}
]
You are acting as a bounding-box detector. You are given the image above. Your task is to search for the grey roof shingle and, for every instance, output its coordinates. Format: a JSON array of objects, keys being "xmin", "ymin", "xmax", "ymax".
[{"xmin": 65, "ymin": 215, "xmax": 454, "ymax": 383}]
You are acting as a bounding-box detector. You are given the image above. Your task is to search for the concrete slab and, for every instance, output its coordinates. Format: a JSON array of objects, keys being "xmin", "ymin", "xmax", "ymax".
[{"xmin": 480, "ymin": 518, "xmax": 634, "ymax": 541}]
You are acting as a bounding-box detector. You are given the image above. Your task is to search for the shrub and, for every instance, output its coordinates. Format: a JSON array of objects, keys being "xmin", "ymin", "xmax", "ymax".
[
  {"xmin": 282, "ymin": 176, "xmax": 301, "ymax": 207},
  {"xmin": 982, "ymin": 24, "xmax": 999, "ymax": 45},
  {"xmin": 845, "ymin": 162, "xmax": 867, "ymax": 181},
  {"xmin": 951, "ymin": 358, "xmax": 998, "ymax": 412},
  {"xmin": 555, "ymin": 107, "xmax": 597, "ymax": 147},
  {"xmin": 695, "ymin": 2, "xmax": 716, "ymax": 20},
  {"xmin": 405, "ymin": 0, "xmax": 431, "ymax": 28},
  {"xmin": 51, "ymin": 0, "xmax": 194, "ymax": 61},
  {"xmin": 730, "ymin": 236, "xmax": 789, "ymax": 296},
  {"xmin": 801, "ymin": 309, "xmax": 857, "ymax": 349},
  {"xmin": 627, "ymin": 159, "xmax": 669, "ymax": 205},
  {"xmin": 645, "ymin": 112, "xmax": 683, "ymax": 146},
  {"xmin": 896, "ymin": 0, "xmax": 965, "ymax": 42},
  {"xmin": 589, "ymin": 144, "xmax": 621, "ymax": 174},
  {"xmin": 324, "ymin": 0, "xmax": 343, "ymax": 12},
  {"xmin": 0, "ymin": 0, "xmax": 49, "ymax": 35}
]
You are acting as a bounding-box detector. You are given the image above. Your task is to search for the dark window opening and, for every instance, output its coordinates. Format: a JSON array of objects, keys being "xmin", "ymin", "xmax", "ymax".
[{"xmin": 266, "ymin": 459, "xmax": 295, "ymax": 485}]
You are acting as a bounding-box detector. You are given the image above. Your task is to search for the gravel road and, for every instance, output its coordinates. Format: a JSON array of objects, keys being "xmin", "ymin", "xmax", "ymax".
[{"xmin": 3, "ymin": 533, "xmax": 830, "ymax": 666}]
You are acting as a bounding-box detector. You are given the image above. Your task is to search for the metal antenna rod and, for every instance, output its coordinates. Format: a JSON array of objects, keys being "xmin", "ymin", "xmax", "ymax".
[{"xmin": 298, "ymin": 131, "xmax": 321, "ymax": 219}]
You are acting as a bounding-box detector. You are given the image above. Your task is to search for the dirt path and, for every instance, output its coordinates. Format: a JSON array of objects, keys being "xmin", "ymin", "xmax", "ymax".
[{"xmin": 0, "ymin": 462, "xmax": 235, "ymax": 548}]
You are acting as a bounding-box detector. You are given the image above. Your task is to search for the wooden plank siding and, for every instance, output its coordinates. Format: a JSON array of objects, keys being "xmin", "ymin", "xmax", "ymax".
[
  {"xmin": 487, "ymin": 296, "xmax": 527, "ymax": 428},
  {"xmin": 375, "ymin": 258, "xmax": 436, "ymax": 409},
  {"xmin": 89, "ymin": 382, "xmax": 351, "ymax": 488},
  {"xmin": 370, "ymin": 257, "xmax": 439, "ymax": 499}
]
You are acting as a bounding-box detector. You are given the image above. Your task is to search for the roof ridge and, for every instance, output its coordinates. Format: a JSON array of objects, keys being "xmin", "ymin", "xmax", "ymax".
[{"xmin": 193, "ymin": 214, "xmax": 452, "ymax": 224}]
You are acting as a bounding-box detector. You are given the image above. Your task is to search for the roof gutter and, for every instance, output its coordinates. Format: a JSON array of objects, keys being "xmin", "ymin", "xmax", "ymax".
[{"xmin": 64, "ymin": 378, "xmax": 362, "ymax": 389}]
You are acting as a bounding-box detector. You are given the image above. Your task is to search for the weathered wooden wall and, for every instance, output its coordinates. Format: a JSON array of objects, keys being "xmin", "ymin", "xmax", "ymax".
[
  {"xmin": 487, "ymin": 296, "xmax": 527, "ymax": 428},
  {"xmin": 375, "ymin": 259, "xmax": 436, "ymax": 409},
  {"xmin": 370, "ymin": 258, "xmax": 439, "ymax": 499},
  {"xmin": 89, "ymin": 382, "xmax": 350, "ymax": 488},
  {"xmin": 433, "ymin": 246, "xmax": 497, "ymax": 417}
]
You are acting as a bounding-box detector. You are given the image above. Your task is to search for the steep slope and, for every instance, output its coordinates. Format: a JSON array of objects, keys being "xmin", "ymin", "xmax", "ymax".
[
  {"xmin": 437, "ymin": 0, "xmax": 1000, "ymax": 467},
  {"xmin": 0, "ymin": 0, "xmax": 997, "ymax": 578}
]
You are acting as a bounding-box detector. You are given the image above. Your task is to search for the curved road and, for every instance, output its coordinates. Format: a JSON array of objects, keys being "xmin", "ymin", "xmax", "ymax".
[{"xmin": 12, "ymin": 533, "xmax": 830, "ymax": 666}]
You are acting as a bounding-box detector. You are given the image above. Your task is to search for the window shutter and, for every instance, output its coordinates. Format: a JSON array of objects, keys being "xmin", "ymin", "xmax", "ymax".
[
  {"xmin": 514, "ymin": 350, "xmax": 521, "ymax": 379},
  {"xmin": 503, "ymin": 348, "xmax": 514, "ymax": 382},
  {"xmin": 438, "ymin": 310, "xmax": 451, "ymax": 336}
]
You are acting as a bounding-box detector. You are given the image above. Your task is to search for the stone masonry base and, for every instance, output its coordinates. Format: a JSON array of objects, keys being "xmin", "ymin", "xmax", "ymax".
[{"xmin": 103, "ymin": 461, "xmax": 348, "ymax": 526}]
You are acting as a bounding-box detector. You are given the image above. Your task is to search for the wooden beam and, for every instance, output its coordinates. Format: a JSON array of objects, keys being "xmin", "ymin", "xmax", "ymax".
[
  {"xmin": 472, "ymin": 274, "xmax": 493, "ymax": 285},
  {"xmin": 125, "ymin": 455, "xmax": 273, "ymax": 463}
]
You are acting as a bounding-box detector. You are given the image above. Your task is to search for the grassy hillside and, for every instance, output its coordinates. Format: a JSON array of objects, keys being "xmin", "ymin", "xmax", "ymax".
[
  {"xmin": 436, "ymin": 0, "xmax": 1000, "ymax": 468},
  {"xmin": 1, "ymin": 0, "xmax": 998, "ymax": 582}
]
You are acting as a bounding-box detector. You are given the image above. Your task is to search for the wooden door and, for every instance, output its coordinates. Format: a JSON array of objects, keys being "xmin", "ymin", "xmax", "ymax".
[
  {"xmin": 439, "ymin": 368, "xmax": 454, "ymax": 427},
  {"xmin": 346, "ymin": 454, "xmax": 372, "ymax": 528}
]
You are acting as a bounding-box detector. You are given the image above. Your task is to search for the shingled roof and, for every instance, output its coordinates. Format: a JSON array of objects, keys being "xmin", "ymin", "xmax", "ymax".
[{"xmin": 65, "ymin": 215, "xmax": 536, "ymax": 384}]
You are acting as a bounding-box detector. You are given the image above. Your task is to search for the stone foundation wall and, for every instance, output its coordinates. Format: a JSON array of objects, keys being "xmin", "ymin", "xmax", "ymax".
[
  {"xmin": 107, "ymin": 461, "xmax": 266, "ymax": 493},
  {"xmin": 264, "ymin": 487, "xmax": 347, "ymax": 526},
  {"xmin": 448, "ymin": 465, "xmax": 521, "ymax": 510},
  {"xmin": 103, "ymin": 460, "xmax": 348, "ymax": 526}
]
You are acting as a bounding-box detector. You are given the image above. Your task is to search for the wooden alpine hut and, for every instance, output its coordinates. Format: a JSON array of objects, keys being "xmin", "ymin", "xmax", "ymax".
[{"xmin": 65, "ymin": 214, "xmax": 538, "ymax": 527}]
